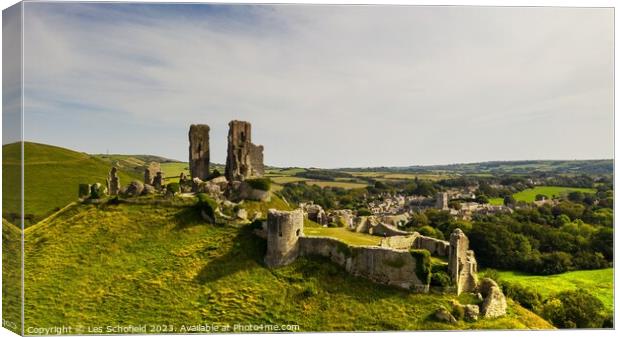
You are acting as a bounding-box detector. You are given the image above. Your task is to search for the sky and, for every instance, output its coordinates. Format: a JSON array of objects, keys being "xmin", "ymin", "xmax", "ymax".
[{"xmin": 7, "ymin": 3, "xmax": 614, "ymax": 168}]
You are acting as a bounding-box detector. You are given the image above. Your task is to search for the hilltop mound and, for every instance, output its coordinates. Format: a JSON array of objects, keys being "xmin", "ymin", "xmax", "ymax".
[
  {"xmin": 21, "ymin": 201, "xmax": 553, "ymax": 331},
  {"xmin": 2, "ymin": 142, "xmax": 142, "ymax": 225}
]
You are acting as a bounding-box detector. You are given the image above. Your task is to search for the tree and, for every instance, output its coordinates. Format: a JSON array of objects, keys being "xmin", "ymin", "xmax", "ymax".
[
  {"xmin": 542, "ymin": 290, "xmax": 606, "ymax": 328},
  {"xmin": 503, "ymin": 195, "xmax": 516, "ymax": 206}
]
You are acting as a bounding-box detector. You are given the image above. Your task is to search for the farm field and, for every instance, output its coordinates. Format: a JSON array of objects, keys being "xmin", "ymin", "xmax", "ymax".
[
  {"xmin": 304, "ymin": 227, "xmax": 383, "ymax": 246},
  {"xmin": 512, "ymin": 186, "xmax": 596, "ymax": 203},
  {"xmin": 160, "ymin": 162, "xmax": 190, "ymax": 182},
  {"xmin": 484, "ymin": 268, "xmax": 614, "ymax": 313},
  {"xmin": 306, "ymin": 180, "xmax": 368, "ymax": 189},
  {"xmin": 489, "ymin": 198, "xmax": 504, "ymax": 206},
  {"xmin": 17, "ymin": 201, "xmax": 552, "ymax": 331}
]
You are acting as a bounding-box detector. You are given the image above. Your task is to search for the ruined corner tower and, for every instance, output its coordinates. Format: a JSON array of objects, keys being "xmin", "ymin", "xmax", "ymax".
[
  {"xmin": 448, "ymin": 228, "xmax": 479, "ymax": 295},
  {"xmin": 225, "ymin": 120, "xmax": 264, "ymax": 181},
  {"xmin": 189, "ymin": 124, "xmax": 210, "ymax": 180},
  {"xmin": 264, "ymin": 209, "xmax": 304, "ymax": 268}
]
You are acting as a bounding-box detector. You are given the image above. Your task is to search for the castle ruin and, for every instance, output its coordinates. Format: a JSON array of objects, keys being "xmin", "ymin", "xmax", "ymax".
[
  {"xmin": 189, "ymin": 124, "xmax": 211, "ymax": 180},
  {"xmin": 436, "ymin": 192, "xmax": 449, "ymax": 210},
  {"xmin": 225, "ymin": 120, "xmax": 264, "ymax": 181},
  {"xmin": 262, "ymin": 209, "xmax": 479, "ymax": 294}
]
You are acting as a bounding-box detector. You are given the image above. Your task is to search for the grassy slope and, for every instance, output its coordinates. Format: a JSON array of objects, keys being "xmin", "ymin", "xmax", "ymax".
[
  {"xmin": 22, "ymin": 202, "xmax": 552, "ymax": 331},
  {"xmin": 2, "ymin": 220, "xmax": 22, "ymax": 334},
  {"xmin": 512, "ymin": 186, "xmax": 596, "ymax": 203},
  {"xmin": 487, "ymin": 269, "xmax": 614, "ymax": 313},
  {"xmin": 304, "ymin": 227, "xmax": 383, "ymax": 246},
  {"xmin": 2, "ymin": 142, "xmax": 142, "ymax": 223}
]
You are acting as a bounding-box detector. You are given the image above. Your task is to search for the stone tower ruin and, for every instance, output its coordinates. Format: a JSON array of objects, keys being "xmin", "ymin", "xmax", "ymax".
[
  {"xmin": 107, "ymin": 167, "xmax": 120, "ymax": 196},
  {"xmin": 448, "ymin": 228, "xmax": 479, "ymax": 295},
  {"xmin": 264, "ymin": 209, "xmax": 304, "ymax": 268},
  {"xmin": 225, "ymin": 120, "xmax": 264, "ymax": 181},
  {"xmin": 436, "ymin": 192, "xmax": 449, "ymax": 210},
  {"xmin": 189, "ymin": 124, "xmax": 210, "ymax": 180}
]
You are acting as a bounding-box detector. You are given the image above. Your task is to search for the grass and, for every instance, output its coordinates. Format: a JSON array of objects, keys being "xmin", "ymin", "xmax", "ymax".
[
  {"xmin": 483, "ymin": 269, "xmax": 614, "ymax": 313},
  {"xmin": 160, "ymin": 162, "xmax": 190, "ymax": 182},
  {"xmin": 306, "ymin": 181, "xmax": 368, "ymax": 189},
  {"xmin": 489, "ymin": 198, "xmax": 504, "ymax": 206},
  {"xmin": 269, "ymin": 176, "xmax": 310, "ymax": 184},
  {"xmin": 512, "ymin": 186, "xmax": 596, "ymax": 203},
  {"xmin": 2, "ymin": 142, "xmax": 142, "ymax": 225},
  {"xmin": 2, "ymin": 220, "xmax": 22, "ymax": 334},
  {"xmin": 304, "ymin": 227, "xmax": 383, "ymax": 246},
  {"xmin": 16, "ymin": 200, "xmax": 552, "ymax": 331}
]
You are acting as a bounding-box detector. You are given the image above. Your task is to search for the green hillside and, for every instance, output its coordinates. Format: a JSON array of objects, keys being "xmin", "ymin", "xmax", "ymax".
[
  {"xmin": 511, "ymin": 186, "xmax": 596, "ymax": 203},
  {"xmin": 2, "ymin": 142, "xmax": 142, "ymax": 225},
  {"xmin": 2, "ymin": 220, "xmax": 22, "ymax": 334},
  {"xmin": 487, "ymin": 269, "xmax": 613, "ymax": 313},
  {"xmin": 20, "ymin": 200, "xmax": 553, "ymax": 331}
]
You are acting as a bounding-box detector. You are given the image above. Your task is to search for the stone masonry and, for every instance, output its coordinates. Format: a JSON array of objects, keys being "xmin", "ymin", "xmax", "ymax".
[
  {"xmin": 264, "ymin": 209, "xmax": 304, "ymax": 268},
  {"xmin": 189, "ymin": 124, "xmax": 210, "ymax": 180},
  {"xmin": 107, "ymin": 167, "xmax": 121, "ymax": 196},
  {"xmin": 225, "ymin": 120, "xmax": 264, "ymax": 181},
  {"xmin": 448, "ymin": 228, "xmax": 479, "ymax": 295},
  {"xmin": 144, "ymin": 162, "xmax": 161, "ymax": 185},
  {"xmin": 436, "ymin": 192, "xmax": 449, "ymax": 210}
]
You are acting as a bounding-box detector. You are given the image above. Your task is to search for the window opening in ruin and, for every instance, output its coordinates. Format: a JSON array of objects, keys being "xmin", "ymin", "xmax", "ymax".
[{"xmin": 296, "ymin": 229, "xmax": 300, "ymax": 237}]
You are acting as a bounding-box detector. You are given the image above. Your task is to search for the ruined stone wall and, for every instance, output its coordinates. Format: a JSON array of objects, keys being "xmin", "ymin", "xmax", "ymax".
[
  {"xmin": 368, "ymin": 222, "xmax": 411, "ymax": 237},
  {"xmin": 188, "ymin": 124, "xmax": 210, "ymax": 180},
  {"xmin": 107, "ymin": 167, "xmax": 120, "ymax": 196},
  {"xmin": 225, "ymin": 120, "xmax": 264, "ymax": 181},
  {"xmin": 414, "ymin": 235, "xmax": 450, "ymax": 257},
  {"xmin": 264, "ymin": 209, "xmax": 304, "ymax": 268},
  {"xmin": 299, "ymin": 237, "xmax": 429, "ymax": 292},
  {"xmin": 448, "ymin": 229, "xmax": 478, "ymax": 295}
]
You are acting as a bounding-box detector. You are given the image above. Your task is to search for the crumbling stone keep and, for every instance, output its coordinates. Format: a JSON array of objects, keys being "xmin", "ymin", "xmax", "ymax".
[
  {"xmin": 264, "ymin": 209, "xmax": 304, "ymax": 268},
  {"xmin": 107, "ymin": 167, "xmax": 121, "ymax": 196},
  {"xmin": 225, "ymin": 120, "xmax": 264, "ymax": 181},
  {"xmin": 189, "ymin": 124, "xmax": 210, "ymax": 180},
  {"xmin": 448, "ymin": 228, "xmax": 479, "ymax": 295},
  {"xmin": 153, "ymin": 171, "xmax": 165, "ymax": 190}
]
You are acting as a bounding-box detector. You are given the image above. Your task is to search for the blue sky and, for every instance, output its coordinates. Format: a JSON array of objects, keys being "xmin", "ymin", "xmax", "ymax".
[{"xmin": 11, "ymin": 3, "xmax": 614, "ymax": 167}]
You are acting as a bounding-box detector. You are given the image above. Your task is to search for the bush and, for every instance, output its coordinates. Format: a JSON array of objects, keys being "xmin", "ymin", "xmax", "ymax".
[
  {"xmin": 451, "ymin": 303, "xmax": 465, "ymax": 321},
  {"xmin": 90, "ymin": 183, "xmax": 107, "ymax": 199},
  {"xmin": 430, "ymin": 270, "xmax": 451, "ymax": 288},
  {"xmin": 206, "ymin": 169, "xmax": 222, "ymax": 181},
  {"xmin": 409, "ymin": 249, "xmax": 431, "ymax": 284},
  {"xmin": 166, "ymin": 182, "xmax": 180, "ymax": 194},
  {"xmin": 357, "ymin": 208, "xmax": 372, "ymax": 216},
  {"xmin": 501, "ymin": 282, "xmax": 542, "ymax": 310},
  {"xmin": 196, "ymin": 193, "xmax": 218, "ymax": 223},
  {"xmin": 542, "ymin": 290, "xmax": 606, "ymax": 328},
  {"xmin": 246, "ymin": 178, "xmax": 271, "ymax": 191}
]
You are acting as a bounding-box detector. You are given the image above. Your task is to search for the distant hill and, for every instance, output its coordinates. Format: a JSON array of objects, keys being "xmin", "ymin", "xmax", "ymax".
[
  {"xmin": 92, "ymin": 154, "xmax": 181, "ymax": 177},
  {"xmin": 344, "ymin": 160, "xmax": 613, "ymax": 175},
  {"xmin": 2, "ymin": 142, "xmax": 142, "ymax": 225}
]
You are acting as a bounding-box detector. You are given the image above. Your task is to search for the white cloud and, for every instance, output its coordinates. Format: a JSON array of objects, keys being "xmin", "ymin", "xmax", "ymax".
[{"xmin": 22, "ymin": 4, "xmax": 613, "ymax": 167}]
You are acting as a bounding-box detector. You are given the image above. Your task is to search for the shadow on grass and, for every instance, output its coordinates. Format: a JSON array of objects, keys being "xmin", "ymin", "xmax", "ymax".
[
  {"xmin": 172, "ymin": 207, "xmax": 208, "ymax": 230},
  {"xmin": 193, "ymin": 224, "xmax": 267, "ymax": 284}
]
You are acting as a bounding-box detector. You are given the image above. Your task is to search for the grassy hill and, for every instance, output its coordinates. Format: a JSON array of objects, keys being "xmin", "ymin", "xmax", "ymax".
[
  {"xmin": 2, "ymin": 219, "xmax": 22, "ymax": 334},
  {"xmin": 18, "ymin": 199, "xmax": 552, "ymax": 331},
  {"xmin": 485, "ymin": 269, "xmax": 613, "ymax": 314},
  {"xmin": 2, "ymin": 142, "xmax": 142, "ymax": 225}
]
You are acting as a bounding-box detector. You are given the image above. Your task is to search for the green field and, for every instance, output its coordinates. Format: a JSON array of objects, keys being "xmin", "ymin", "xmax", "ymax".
[
  {"xmin": 2, "ymin": 142, "xmax": 142, "ymax": 224},
  {"xmin": 489, "ymin": 198, "xmax": 504, "ymax": 206},
  {"xmin": 306, "ymin": 180, "xmax": 368, "ymax": 189},
  {"xmin": 512, "ymin": 186, "xmax": 596, "ymax": 203},
  {"xmin": 304, "ymin": 227, "xmax": 383, "ymax": 246},
  {"xmin": 485, "ymin": 269, "xmax": 613, "ymax": 313},
  {"xmin": 160, "ymin": 162, "xmax": 191, "ymax": 182},
  {"xmin": 14, "ymin": 198, "xmax": 552, "ymax": 331}
]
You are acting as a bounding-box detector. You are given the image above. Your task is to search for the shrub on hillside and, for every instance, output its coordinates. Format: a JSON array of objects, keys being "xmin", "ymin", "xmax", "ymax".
[
  {"xmin": 541, "ymin": 289, "xmax": 606, "ymax": 328},
  {"xmin": 501, "ymin": 282, "xmax": 542, "ymax": 310},
  {"xmin": 246, "ymin": 178, "xmax": 271, "ymax": 191},
  {"xmin": 166, "ymin": 182, "xmax": 180, "ymax": 195},
  {"xmin": 430, "ymin": 270, "xmax": 451, "ymax": 288}
]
